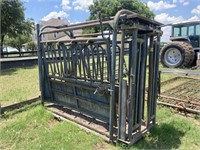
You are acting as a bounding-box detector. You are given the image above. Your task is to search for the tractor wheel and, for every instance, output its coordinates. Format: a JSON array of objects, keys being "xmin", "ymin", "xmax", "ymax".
[{"xmin": 160, "ymin": 42, "xmax": 195, "ymax": 68}]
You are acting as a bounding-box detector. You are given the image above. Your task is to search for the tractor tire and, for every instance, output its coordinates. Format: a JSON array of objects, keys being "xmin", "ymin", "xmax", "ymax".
[{"xmin": 160, "ymin": 42, "xmax": 195, "ymax": 68}]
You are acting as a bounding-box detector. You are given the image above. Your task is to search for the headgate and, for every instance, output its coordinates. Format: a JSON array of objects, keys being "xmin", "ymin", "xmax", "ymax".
[{"xmin": 37, "ymin": 9, "xmax": 162, "ymax": 145}]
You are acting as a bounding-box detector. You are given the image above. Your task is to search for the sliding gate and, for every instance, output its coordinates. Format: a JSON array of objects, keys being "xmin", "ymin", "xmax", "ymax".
[{"xmin": 37, "ymin": 9, "xmax": 162, "ymax": 145}]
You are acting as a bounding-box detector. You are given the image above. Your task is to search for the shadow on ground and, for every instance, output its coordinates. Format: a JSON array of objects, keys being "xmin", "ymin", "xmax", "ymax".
[
  {"xmin": 132, "ymin": 123, "xmax": 185, "ymax": 149},
  {"xmin": 0, "ymin": 65, "xmax": 37, "ymax": 76},
  {"xmin": 0, "ymin": 68, "xmax": 18, "ymax": 76}
]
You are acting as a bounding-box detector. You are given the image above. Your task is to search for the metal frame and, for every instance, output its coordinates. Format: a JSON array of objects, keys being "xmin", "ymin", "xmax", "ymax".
[
  {"xmin": 159, "ymin": 76, "xmax": 200, "ymax": 114},
  {"xmin": 37, "ymin": 9, "xmax": 162, "ymax": 146}
]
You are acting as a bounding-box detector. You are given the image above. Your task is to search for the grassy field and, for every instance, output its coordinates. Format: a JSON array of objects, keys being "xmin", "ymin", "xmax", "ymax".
[
  {"xmin": 0, "ymin": 65, "xmax": 200, "ymax": 149},
  {"xmin": 1, "ymin": 102, "xmax": 200, "ymax": 149},
  {"xmin": 0, "ymin": 104, "xmax": 115, "ymax": 150},
  {"xmin": 0, "ymin": 65, "xmax": 40, "ymax": 106}
]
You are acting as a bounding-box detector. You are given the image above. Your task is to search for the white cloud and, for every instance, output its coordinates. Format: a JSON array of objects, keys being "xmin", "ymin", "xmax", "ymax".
[
  {"xmin": 192, "ymin": 5, "xmax": 200, "ymax": 15},
  {"xmin": 72, "ymin": 0, "xmax": 93, "ymax": 11},
  {"xmin": 155, "ymin": 13, "xmax": 183, "ymax": 42},
  {"xmin": 61, "ymin": 0, "xmax": 71, "ymax": 10},
  {"xmin": 147, "ymin": 1, "xmax": 176, "ymax": 11},
  {"xmin": 161, "ymin": 26, "xmax": 171, "ymax": 42},
  {"xmin": 187, "ymin": 16, "xmax": 200, "ymax": 21},
  {"xmin": 156, "ymin": 13, "xmax": 199, "ymax": 42},
  {"xmin": 179, "ymin": 0, "xmax": 189, "ymax": 5},
  {"xmin": 42, "ymin": 11, "xmax": 69, "ymax": 21},
  {"xmin": 155, "ymin": 13, "xmax": 184, "ymax": 24},
  {"xmin": 172, "ymin": 0, "xmax": 189, "ymax": 5}
]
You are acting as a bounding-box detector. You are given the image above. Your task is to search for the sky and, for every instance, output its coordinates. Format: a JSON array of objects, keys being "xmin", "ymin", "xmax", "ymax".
[{"xmin": 23, "ymin": 0, "xmax": 200, "ymax": 42}]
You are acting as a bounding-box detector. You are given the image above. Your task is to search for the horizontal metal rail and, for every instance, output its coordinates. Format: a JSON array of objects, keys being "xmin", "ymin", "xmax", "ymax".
[
  {"xmin": 1, "ymin": 50, "xmax": 38, "ymax": 58},
  {"xmin": 40, "ymin": 11, "xmax": 162, "ymax": 36},
  {"xmin": 158, "ymin": 101, "xmax": 200, "ymax": 114},
  {"xmin": 0, "ymin": 96, "xmax": 40, "ymax": 115},
  {"xmin": 159, "ymin": 76, "xmax": 200, "ymax": 114}
]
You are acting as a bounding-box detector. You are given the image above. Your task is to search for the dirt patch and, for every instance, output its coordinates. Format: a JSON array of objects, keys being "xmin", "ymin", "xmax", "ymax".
[
  {"xmin": 93, "ymin": 142, "xmax": 115, "ymax": 150},
  {"xmin": 48, "ymin": 117, "xmax": 60, "ymax": 128},
  {"xmin": 174, "ymin": 111, "xmax": 200, "ymax": 126},
  {"xmin": 188, "ymin": 117, "xmax": 200, "ymax": 126},
  {"xmin": 0, "ymin": 120, "xmax": 4, "ymax": 126}
]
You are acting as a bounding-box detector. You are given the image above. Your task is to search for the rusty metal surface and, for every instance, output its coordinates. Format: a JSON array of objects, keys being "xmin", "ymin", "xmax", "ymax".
[{"xmin": 159, "ymin": 76, "xmax": 200, "ymax": 114}]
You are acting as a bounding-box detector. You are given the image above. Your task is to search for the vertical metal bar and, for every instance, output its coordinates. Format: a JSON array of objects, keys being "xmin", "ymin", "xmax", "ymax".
[
  {"xmin": 44, "ymin": 44, "xmax": 49, "ymax": 74},
  {"xmin": 80, "ymin": 45, "xmax": 87, "ymax": 81},
  {"xmin": 96, "ymin": 46, "xmax": 99, "ymax": 78},
  {"xmin": 62, "ymin": 43, "xmax": 68, "ymax": 76},
  {"xmin": 132, "ymin": 42, "xmax": 143, "ymax": 130},
  {"xmin": 134, "ymin": 41, "xmax": 142, "ymax": 129},
  {"xmin": 147, "ymin": 36, "xmax": 154, "ymax": 127},
  {"xmin": 78, "ymin": 46, "xmax": 82, "ymax": 78},
  {"xmin": 42, "ymin": 43, "xmax": 52, "ymax": 100},
  {"xmin": 118, "ymin": 80, "xmax": 127, "ymax": 140},
  {"xmin": 140, "ymin": 35, "xmax": 148, "ymax": 120},
  {"xmin": 91, "ymin": 45, "xmax": 97, "ymax": 80},
  {"xmin": 46, "ymin": 44, "xmax": 53, "ymax": 75},
  {"xmin": 71, "ymin": 44, "xmax": 77, "ymax": 78},
  {"xmin": 128, "ymin": 29, "xmax": 138, "ymax": 139},
  {"xmin": 158, "ymin": 71, "xmax": 161, "ymax": 97},
  {"xmin": 53, "ymin": 45, "xmax": 61, "ymax": 76},
  {"xmin": 71, "ymin": 44, "xmax": 75, "ymax": 77},
  {"xmin": 86, "ymin": 45, "xmax": 92, "ymax": 81},
  {"xmin": 76, "ymin": 45, "xmax": 81, "ymax": 78},
  {"xmin": 128, "ymin": 41, "xmax": 132, "ymax": 85},
  {"xmin": 106, "ymin": 40, "xmax": 111, "ymax": 82},
  {"xmin": 151, "ymin": 41, "xmax": 156, "ymax": 115},
  {"xmin": 152, "ymin": 35, "xmax": 161, "ymax": 124},
  {"xmin": 96, "ymin": 45, "xmax": 102, "ymax": 81},
  {"xmin": 109, "ymin": 30, "xmax": 117, "ymax": 141},
  {"xmin": 117, "ymin": 46, "xmax": 120, "ymax": 82},
  {"xmin": 100, "ymin": 46, "xmax": 104, "ymax": 82},
  {"xmin": 118, "ymin": 29, "xmax": 125, "ymax": 139},
  {"xmin": 66, "ymin": 44, "xmax": 71, "ymax": 75},
  {"xmin": 74, "ymin": 44, "xmax": 78, "ymax": 79},
  {"xmin": 36, "ymin": 24, "xmax": 44, "ymax": 103},
  {"xmin": 58, "ymin": 44, "xmax": 64, "ymax": 76},
  {"xmin": 149, "ymin": 39, "xmax": 158, "ymax": 124},
  {"xmin": 49, "ymin": 43, "xmax": 57, "ymax": 76}
]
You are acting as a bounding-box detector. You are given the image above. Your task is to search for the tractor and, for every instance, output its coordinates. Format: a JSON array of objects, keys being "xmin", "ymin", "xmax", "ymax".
[{"xmin": 160, "ymin": 21, "xmax": 200, "ymax": 68}]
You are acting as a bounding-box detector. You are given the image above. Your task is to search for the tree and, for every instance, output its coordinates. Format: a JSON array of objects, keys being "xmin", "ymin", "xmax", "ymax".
[
  {"xmin": 0, "ymin": 0, "xmax": 33, "ymax": 54},
  {"xmin": 4, "ymin": 34, "xmax": 32, "ymax": 51},
  {"xmin": 4, "ymin": 33, "xmax": 33, "ymax": 56},
  {"xmin": 88, "ymin": 0, "xmax": 155, "ymax": 20},
  {"xmin": 25, "ymin": 41, "xmax": 37, "ymax": 51}
]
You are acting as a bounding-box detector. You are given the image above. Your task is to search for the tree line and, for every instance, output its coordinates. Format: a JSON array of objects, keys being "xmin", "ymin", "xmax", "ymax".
[
  {"xmin": 0, "ymin": 0, "xmax": 36, "ymax": 55},
  {"xmin": 1, "ymin": 0, "xmax": 154, "ymax": 55}
]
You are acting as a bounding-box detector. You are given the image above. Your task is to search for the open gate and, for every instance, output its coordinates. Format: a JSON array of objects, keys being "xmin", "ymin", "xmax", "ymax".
[{"xmin": 37, "ymin": 9, "xmax": 162, "ymax": 146}]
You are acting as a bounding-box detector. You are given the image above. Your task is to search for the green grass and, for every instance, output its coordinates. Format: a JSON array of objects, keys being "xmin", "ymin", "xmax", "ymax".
[
  {"xmin": 0, "ymin": 105, "xmax": 115, "ymax": 150},
  {"xmin": 0, "ymin": 104, "xmax": 200, "ymax": 150},
  {"xmin": 0, "ymin": 65, "xmax": 40, "ymax": 106},
  {"xmin": 1, "ymin": 65, "xmax": 200, "ymax": 149},
  {"xmin": 132, "ymin": 106, "xmax": 200, "ymax": 149}
]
